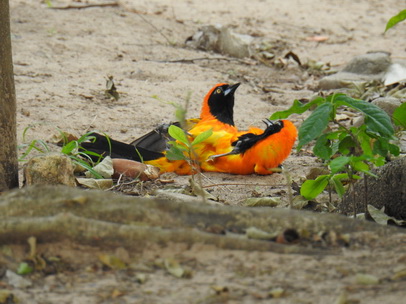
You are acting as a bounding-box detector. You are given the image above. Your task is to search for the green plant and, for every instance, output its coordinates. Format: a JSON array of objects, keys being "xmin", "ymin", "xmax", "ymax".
[
  {"xmin": 162, "ymin": 92, "xmax": 216, "ymax": 201},
  {"xmin": 271, "ymin": 93, "xmax": 399, "ymax": 203},
  {"xmin": 59, "ymin": 131, "xmax": 106, "ymax": 179},
  {"xmin": 393, "ymin": 102, "xmax": 406, "ymax": 129},
  {"xmin": 385, "ymin": 9, "xmax": 406, "ymax": 32},
  {"xmin": 19, "ymin": 127, "xmax": 105, "ymax": 179},
  {"xmin": 166, "ymin": 124, "xmax": 212, "ymax": 168},
  {"xmin": 165, "ymin": 92, "xmax": 212, "ymax": 170},
  {"xmin": 156, "ymin": 91, "xmax": 213, "ymax": 173}
]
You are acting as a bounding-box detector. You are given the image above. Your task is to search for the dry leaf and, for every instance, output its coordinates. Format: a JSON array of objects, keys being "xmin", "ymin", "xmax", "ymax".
[
  {"xmin": 246, "ymin": 227, "xmax": 276, "ymax": 240},
  {"xmin": 334, "ymin": 291, "xmax": 349, "ymax": 304},
  {"xmin": 242, "ymin": 197, "xmax": 281, "ymax": 207},
  {"xmin": 105, "ymin": 75, "xmax": 120, "ymax": 100},
  {"xmin": 76, "ymin": 178, "xmax": 113, "ymax": 190},
  {"xmin": 63, "ymin": 195, "xmax": 89, "ymax": 207},
  {"xmin": 111, "ymin": 288, "xmax": 124, "ymax": 298},
  {"xmin": 391, "ymin": 268, "xmax": 406, "ymax": 280},
  {"xmin": 49, "ymin": 131, "xmax": 78, "ymax": 145},
  {"xmin": 384, "ymin": 63, "xmax": 406, "ymax": 86},
  {"xmin": 99, "ymin": 254, "xmax": 127, "ymax": 270},
  {"xmin": 189, "ymin": 177, "xmax": 217, "ymax": 200},
  {"xmin": 269, "ymin": 287, "xmax": 285, "ymax": 298},
  {"xmin": 355, "ymin": 273, "xmax": 379, "ymax": 285},
  {"xmin": 86, "ymin": 156, "xmax": 114, "ymax": 179},
  {"xmin": 211, "ymin": 285, "xmax": 229, "ymax": 294},
  {"xmin": 136, "ymin": 273, "xmax": 147, "ymax": 284},
  {"xmin": 28, "ymin": 236, "xmax": 37, "ymax": 259},
  {"xmin": 292, "ymin": 195, "xmax": 309, "ymax": 209},
  {"xmin": 164, "ymin": 258, "xmax": 186, "ymax": 278},
  {"xmin": 0, "ymin": 290, "xmax": 19, "ymax": 303},
  {"xmin": 368, "ymin": 205, "xmax": 406, "ymax": 226},
  {"xmin": 284, "ymin": 51, "xmax": 302, "ymax": 66},
  {"xmin": 305, "ymin": 35, "xmax": 329, "ymax": 42}
]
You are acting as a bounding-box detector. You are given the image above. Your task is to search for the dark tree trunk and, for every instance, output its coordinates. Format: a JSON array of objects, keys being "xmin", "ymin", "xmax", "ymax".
[{"xmin": 0, "ymin": 0, "xmax": 18, "ymax": 191}]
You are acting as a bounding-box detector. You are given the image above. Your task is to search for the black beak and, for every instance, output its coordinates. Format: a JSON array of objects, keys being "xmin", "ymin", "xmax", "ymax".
[{"xmin": 223, "ymin": 83, "xmax": 240, "ymax": 96}]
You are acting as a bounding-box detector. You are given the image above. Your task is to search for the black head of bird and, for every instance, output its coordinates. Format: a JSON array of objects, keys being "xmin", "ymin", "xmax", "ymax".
[{"xmin": 201, "ymin": 83, "xmax": 240, "ymax": 126}]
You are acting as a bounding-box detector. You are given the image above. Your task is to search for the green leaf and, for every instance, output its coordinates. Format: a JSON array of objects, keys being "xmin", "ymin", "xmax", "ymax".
[
  {"xmin": 385, "ymin": 9, "xmax": 406, "ymax": 32},
  {"xmin": 175, "ymin": 106, "xmax": 187, "ymax": 124},
  {"xmin": 300, "ymin": 175, "xmax": 330, "ymax": 200},
  {"xmin": 298, "ymin": 102, "xmax": 333, "ymax": 149},
  {"xmin": 313, "ymin": 134, "xmax": 333, "ymax": 160},
  {"xmin": 334, "ymin": 95, "xmax": 394, "ymax": 138},
  {"xmin": 388, "ymin": 143, "xmax": 400, "ymax": 156},
  {"xmin": 270, "ymin": 97, "xmax": 324, "ymax": 120},
  {"xmin": 61, "ymin": 140, "xmax": 77, "ymax": 155},
  {"xmin": 167, "ymin": 141, "xmax": 188, "ymax": 151},
  {"xmin": 330, "ymin": 174, "xmax": 346, "ymax": 198},
  {"xmin": 166, "ymin": 145, "xmax": 186, "ymax": 161},
  {"xmin": 373, "ymin": 137, "xmax": 400, "ymax": 157},
  {"xmin": 373, "ymin": 137, "xmax": 389, "ymax": 157},
  {"xmin": 372, "ymin": 156, "xmax": 386, "ymax": 167},
  {"xmin": 393, "ymin": 102, "xmax": 406, "ymax": 128},
  {"xmin": 337, "ymin": 135, "xmax": 356, "ymax": 155},
  {"xmin": 355, "ymin": 127, "xmax": 374, "ymax": 157},
  {"xmin": 350, "ymin": 160, "xmax": 370, "ymax": 173},
  {"xmin": 191, "ymin": 129, "xmax": 213, "ymax": 146},
  {"xmin": 329, "ymin": 156, "xmax": 350, "ymax": 173},
  {"xmin": 70, "ymin": 156, "xmax": 104, "ymax": 179},
  {"xmin": 17, "ymin": 262, "xmax": 34, "ymax": 275},
  {"xmin": 18, "ymin": 139, "xmax": 50, "ymax": 161},
  {"xmin": 168, "ymin": 125, "xmax": 189, "ymax": 146}
]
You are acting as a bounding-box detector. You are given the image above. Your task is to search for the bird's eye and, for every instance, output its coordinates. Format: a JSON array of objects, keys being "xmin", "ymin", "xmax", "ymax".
[{"xmin": 216, "ymin": 88, "xmax": 222, "ymax": 94}]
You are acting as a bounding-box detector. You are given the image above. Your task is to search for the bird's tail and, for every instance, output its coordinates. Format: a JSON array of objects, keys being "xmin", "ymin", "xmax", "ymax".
[{"xmin": 80, "ymin": 123, "xmax": 180, "ymax": 162}]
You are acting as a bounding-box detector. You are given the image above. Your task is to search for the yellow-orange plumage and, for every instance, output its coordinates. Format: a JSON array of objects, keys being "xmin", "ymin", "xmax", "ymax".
[{"xmin": 146, "ymin": 83, "xmax": 297, "ymax": 175}]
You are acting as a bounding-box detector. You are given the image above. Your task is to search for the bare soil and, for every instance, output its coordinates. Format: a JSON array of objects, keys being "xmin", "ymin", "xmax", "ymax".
[{"xmin": 4, "ymin": 0, "xmax": 406, "ymax": 303}]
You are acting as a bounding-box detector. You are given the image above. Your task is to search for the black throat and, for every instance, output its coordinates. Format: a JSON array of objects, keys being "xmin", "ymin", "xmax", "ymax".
[{"xmin": 208, "ymin": 84, "xmax": 236, "ymax": 126}]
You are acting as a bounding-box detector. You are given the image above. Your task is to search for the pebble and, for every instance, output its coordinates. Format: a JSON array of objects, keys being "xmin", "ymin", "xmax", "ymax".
[
  {"xmin": 23, "ymin": 153, "xmax": 76, "ymax": 186},
  {"xmin": 318, "ymin": 52, "xmax": 399, "ymax": 90},
  {"xmin": 6, "ymin": 270, "xmax": 32, "ymax": 289}
]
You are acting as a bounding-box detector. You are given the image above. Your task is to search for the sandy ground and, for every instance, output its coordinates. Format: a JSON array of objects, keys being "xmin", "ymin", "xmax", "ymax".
[{"xmin": 4, "ymin": 0, "xmax": 406, "ymax": 303}]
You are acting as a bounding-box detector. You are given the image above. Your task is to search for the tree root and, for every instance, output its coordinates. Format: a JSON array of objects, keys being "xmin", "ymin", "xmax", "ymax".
[
  {"xmin": 0, "ymin": 185, "xmax": 402, "ymax": 254},
  {"xmin": 0, "ymin": 213, "xmax": 320, "ymax": 254}
]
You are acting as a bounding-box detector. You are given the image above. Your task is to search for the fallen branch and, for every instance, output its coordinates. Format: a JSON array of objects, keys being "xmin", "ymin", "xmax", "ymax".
[
  {"xmin": 201, "ymin": 182, "xmax": 286, "ymax": 188},
  {"xmin": 145, "ymin": 57, "xmax": 251, "ymax": 65},
  {"xmin": 49, "ymin": 2, "xmax": 119, "ymax": 10}
]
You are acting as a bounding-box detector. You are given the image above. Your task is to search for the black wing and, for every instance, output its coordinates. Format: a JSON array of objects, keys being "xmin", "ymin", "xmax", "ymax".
[{"xmin": 209, "ymin": 119, "xmax": 284, "ymax": 160}]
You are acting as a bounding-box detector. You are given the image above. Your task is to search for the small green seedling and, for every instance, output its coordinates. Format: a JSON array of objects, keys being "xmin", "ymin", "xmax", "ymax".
[
  {"xmin": 60, "ymin": 131, "xmax": 106, "ymax": 179},
  {"xmin": 19, "ymin": 127, "xmax": 106, "ymax": 179},
  {"xmin": 161, "ymin": 90, "xmax": 213, "ymax": 173},
  {"xmin": 164, "ymin": 91, "xmax": 214, "ymax": 201},
  {"xmin": 166, "ymin": 124, "xmax": 213, "ymax": 171}
]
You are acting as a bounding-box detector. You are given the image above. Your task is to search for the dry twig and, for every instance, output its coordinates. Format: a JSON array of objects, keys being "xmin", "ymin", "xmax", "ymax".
[{"xmin": 50, "ymin": 2, "xmax": 119, "ymax": 10}]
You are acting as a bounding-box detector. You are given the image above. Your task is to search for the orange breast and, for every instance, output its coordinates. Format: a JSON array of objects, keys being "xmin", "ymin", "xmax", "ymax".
[
  {"xmin": 147, "ymin": 119, "xmax": 297, "ymax": 175},
  {"xmin": 200, "ymin": 120, "xmax": 297, "ymax": 175}
]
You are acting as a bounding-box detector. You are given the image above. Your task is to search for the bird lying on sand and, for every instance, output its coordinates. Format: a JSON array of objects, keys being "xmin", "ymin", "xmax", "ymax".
[{"xmin": 81, "ymin": 83, "xmax": 297, "ymax": 175}]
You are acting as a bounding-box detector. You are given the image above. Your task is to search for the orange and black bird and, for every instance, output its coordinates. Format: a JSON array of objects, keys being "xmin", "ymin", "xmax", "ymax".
[{"xmin": 81, "ymin": 83, "xmax": 297, "ymax": 175}]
